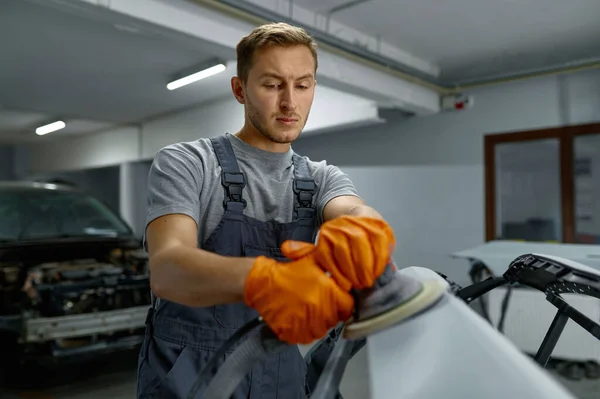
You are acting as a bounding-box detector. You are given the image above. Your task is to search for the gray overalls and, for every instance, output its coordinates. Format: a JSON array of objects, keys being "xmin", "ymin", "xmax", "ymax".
[{"xmin": 136, "ymin": 135, "xmax": 319, "ymax": 398}]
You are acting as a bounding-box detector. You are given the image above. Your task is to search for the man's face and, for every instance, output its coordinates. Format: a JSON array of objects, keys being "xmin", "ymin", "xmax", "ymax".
[{"xmin": 233, "ymin": 45, "xmax": 316, "ymax": 145}]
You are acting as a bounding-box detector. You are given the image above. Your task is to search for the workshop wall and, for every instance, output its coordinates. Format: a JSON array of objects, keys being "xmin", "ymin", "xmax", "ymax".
[
  {"xmin": 13, "ymin": 126, "xmax": 141, "ymax": 177},
  {"xmin": 292, "ymin": 68, "xmax": 600, "ymax": 286}
]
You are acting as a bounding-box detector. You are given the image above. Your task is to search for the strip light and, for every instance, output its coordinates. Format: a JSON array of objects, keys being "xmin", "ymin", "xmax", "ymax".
[
  {"xmin": 167, "ymin": 63, "xmax": 227, "ymax": 90},
  {"xmin": 36, "ymin": 120, "xmax": 66, "ymax": 135}
]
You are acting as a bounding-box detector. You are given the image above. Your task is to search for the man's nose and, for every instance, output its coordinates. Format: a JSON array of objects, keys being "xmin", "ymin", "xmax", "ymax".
[{"xmin": 280, "ymin": 87, "xmax": 297, "ymax": 111}]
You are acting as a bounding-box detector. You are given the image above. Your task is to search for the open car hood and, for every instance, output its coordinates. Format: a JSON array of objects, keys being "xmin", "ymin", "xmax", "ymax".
[{"xmin": 0, "ymin": 235, "xmax": 145, "ymax": 264}]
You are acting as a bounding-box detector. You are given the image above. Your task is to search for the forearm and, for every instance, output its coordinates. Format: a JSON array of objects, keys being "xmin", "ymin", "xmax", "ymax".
[
  {"xmin": 347, "ymin": 204, "xmax": 384, "ymax": 219},
  {"xmin": 149, "ymin": 245, "xmax": 255, "ymax": 308}
]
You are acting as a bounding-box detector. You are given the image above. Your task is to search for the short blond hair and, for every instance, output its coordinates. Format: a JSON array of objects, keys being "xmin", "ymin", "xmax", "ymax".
[{"xmin": 236, "ymin": 22, "xmax": 318, "ymax": 82}]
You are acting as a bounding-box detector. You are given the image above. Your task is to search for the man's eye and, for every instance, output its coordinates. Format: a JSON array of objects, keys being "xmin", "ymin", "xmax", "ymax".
[{"xmin": 264, "ymin": 84, "xmax": 278, "ymax": 89}]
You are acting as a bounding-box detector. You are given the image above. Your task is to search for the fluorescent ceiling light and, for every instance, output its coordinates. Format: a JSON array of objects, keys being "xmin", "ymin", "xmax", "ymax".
[
  {"xmin": 36, "ymin": 120, "xmax": 66, "ymax": 135},
  {"xmin": 167, "ymin": 63, "xmax": 227, "ymax": 90}
]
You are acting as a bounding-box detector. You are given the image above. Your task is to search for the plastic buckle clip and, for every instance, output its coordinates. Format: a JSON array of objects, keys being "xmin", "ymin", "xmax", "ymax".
[
  {"xmin": 294, "ymin": 179, "xmax": 316, "ymax": 208},
  {"xmin": 222, "ymin": 172, "xmax": 247, "ymax": 208},
  {"xmin": 293, "ymin": 178, "xmax": 316, "ymax": 194},
  {"xmin": 222, "ymin": 172, "xmax": 246, "ymax": 187}
]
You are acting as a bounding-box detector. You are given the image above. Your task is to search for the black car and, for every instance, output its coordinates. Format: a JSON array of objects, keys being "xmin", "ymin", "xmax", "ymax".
[{"xmin": 0, "ymin": 181, "xmax": 150, "ymax": 367}]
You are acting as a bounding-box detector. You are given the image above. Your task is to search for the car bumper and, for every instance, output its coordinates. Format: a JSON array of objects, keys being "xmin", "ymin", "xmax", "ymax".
[
  {"xmin": 0, "ymin": 305, "xmax": 150, "ymax": 342},
  {"xmin": 25, "ymin": 305, "xmax": 150, "ymax": 342}
]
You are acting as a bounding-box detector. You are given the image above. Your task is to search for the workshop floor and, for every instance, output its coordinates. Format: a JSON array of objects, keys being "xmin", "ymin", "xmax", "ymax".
[{"xmin": 0, "ymin": 348, "xmax": 598, "ymax": 399}]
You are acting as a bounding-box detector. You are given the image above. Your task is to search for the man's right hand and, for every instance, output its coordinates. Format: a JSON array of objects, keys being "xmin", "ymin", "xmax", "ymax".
[
  {"xmin": 244, "ymin": 252, "xmax": 354, "ymax": 345},
  {"xmin": 280, "ymin": 216, "xmax": 395, "ymax": 292}
]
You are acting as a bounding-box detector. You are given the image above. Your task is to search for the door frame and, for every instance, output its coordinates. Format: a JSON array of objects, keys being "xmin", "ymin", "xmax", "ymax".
[{"xmin": 484, "ymin": 122, "xmax": 600, "ymax": 243}]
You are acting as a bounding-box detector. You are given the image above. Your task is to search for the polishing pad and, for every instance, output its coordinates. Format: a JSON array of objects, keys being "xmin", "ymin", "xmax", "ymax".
[{"xmin": 343, "ymin": 279, "xmax": 446, "ymax": 340}]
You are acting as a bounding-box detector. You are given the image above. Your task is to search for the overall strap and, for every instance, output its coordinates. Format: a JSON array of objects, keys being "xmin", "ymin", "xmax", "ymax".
[
  {"xmin": 292, "ymin": 153, "xmax": 317, "ymax": 221},
  {"xmin": 210, "ymin": 135, "xmax": 246, "ymax": 214}
]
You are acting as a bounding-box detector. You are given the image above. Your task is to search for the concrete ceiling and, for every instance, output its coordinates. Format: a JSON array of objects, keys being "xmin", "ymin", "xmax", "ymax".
[
  {"xmin": 0, "ymin": 0, "xmax": 237, "ymax": 144},
  {"xmin": 301, "ymin": 0, "xmax": 600, "ymax": 84},
  {"xmin": 2, "ymin": 0, "xmax": 599, "ymax": 145}
]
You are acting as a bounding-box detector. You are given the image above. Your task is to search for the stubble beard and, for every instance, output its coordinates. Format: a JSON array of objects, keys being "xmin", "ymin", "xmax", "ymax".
[{"xmin": 246, "ymin": 100, "xmax": 303, "ymax": 144}]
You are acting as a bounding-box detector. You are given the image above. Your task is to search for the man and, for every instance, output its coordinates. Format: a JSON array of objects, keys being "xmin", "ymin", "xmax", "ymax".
[{"xmin": 136, "ymin": 22, "xmax": 396, "ymax": 398}]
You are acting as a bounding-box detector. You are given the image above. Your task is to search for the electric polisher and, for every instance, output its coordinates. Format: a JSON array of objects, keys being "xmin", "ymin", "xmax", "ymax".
[{"xmin": 186, "ymin": 261, "xmax": 447, "ymax": 399}]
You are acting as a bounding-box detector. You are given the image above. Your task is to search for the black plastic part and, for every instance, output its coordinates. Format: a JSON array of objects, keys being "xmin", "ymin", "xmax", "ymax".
[
  {"xmin": 467, "ymin": 261, "xmax": 494, "ymax": 322},
  {"xmin": 221, "ymin": 171, "xmax": 247, "ymax": 209},
  {"xmin": 496, "ymin": 286, "xmax": 513, "ymax": 333},
  {"xmin": 547, "ymin": 293, "xmax": 600, "ymax": 340},
  {"xmin": 534, "ymin": 305, "xmax": 569, "ymax": 367},
  {"xmin": 514, "ymin": 268, "xmax": 558, "ymax": 291},
  {"xmin": 456, "ymin": 276, "xmax": 509, "ymax": 303},
  {"xmin": 534, "ymin": 292, "xmax": 600, "ymax": 367},
  {"xmin": 293, "ymin": 177, "xmax": 316, "ymax": 220}
]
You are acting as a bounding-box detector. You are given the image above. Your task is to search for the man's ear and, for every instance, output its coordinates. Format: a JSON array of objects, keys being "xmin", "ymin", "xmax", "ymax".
[{"xmin": 231, "ymin": 76, "xmax": 245, "ymax": 104}]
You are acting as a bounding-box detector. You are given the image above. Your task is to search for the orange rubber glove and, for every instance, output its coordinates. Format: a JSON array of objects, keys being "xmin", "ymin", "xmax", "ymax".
[
  {"xmin": 244, "ymin": 250, "xmax": 354, "ymax": 345},
  {"xmin": 281, "ymin": 215, "xmax": 396, "ymax": 292}
]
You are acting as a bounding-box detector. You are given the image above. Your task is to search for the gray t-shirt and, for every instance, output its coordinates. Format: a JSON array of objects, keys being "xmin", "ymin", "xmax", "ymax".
[{"xmin": 144, "ymin": 132, "xmax": 359, "ymax": 248}]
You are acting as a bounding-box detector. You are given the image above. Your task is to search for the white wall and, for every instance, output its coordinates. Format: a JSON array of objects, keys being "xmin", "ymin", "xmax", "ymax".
[
  {"xmin": 292, "ymin": 68, "xmax": 600, "ymax": 286},
  {"xmin": 17, "ymin": 126, "xmax": 141, "ymax": 177}
]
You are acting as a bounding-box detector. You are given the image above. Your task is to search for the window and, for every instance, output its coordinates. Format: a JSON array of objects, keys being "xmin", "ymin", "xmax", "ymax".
[{"xmin": 485, "ymin": 122, "xmax": 600, "ymax": 244}]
